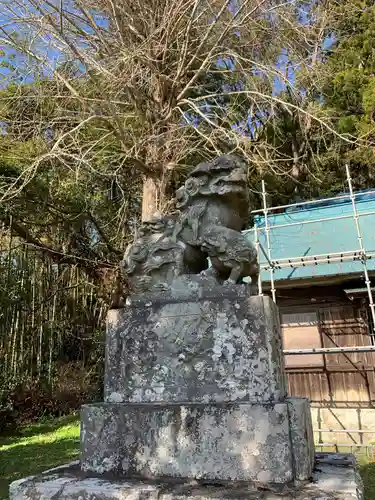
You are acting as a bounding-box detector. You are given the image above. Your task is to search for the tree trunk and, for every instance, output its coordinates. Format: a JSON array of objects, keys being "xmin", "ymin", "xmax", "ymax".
[{"xmin": 141, "ymin": 176, "xmax": 161, "ymax": 222}]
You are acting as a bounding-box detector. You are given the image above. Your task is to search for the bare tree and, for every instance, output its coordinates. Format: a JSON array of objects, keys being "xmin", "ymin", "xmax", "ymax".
[{"xmin": 0, "ymin": 0, "xmax": 351, "ymax": 221}]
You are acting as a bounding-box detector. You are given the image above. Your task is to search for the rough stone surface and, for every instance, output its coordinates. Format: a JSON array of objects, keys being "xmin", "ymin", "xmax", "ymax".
[
  {"xmin": 9, "ymin": 454, "xmax": 364, "ymax": 500},
  {"xmin": 81, "ymin": 401, "xmax": 296, "ymax": 483},
  {"xmin": 10, "ymin": 293, "xmax": 319, "ymax": 497},
  {"xmin": 104, "ymin": 292, "xmax": 286, "ymax": 404},
  {"xmin": 125, "ymin": 275, "xmax": 251, "ymax": 304},
  {"xmin": 286, "ymin": 398, "xmax": 315, "ymax": 481},
  {"xmin": 80, "ymin": 398, "xmax": 314, "ymax": 484}
]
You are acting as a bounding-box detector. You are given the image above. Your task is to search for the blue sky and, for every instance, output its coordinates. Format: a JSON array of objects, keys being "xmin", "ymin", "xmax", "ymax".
[
  {"xmin": 0, "ymin": 2, "xmax": 109, "ymax": 86},
  {"xmin": 0, "ymin": 1, "xmax": 327, "ymax": 86},
  {"xmin": 0, "ymin": 0, "xmax": 334, "ymax": 138}
]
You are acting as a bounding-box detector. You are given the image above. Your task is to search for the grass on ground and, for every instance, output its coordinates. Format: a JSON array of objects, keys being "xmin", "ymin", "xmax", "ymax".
[
  {"xmin": 1, "ymin": 417, "xmax": 375, "ymax": 500},
  {"xmin": 0, "ymin": 414, "xmax": 80, "ymax": 499}
]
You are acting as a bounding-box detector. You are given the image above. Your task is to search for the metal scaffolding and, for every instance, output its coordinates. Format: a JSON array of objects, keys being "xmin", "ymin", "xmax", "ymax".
[
  {"xmin": 252, "ymin": 170, "xmax": 375, "ymax": 453},
  {"xmin": 252, "ymin": 164, "xmax": 375, "ymax": 356},
  {"xmin": 285, "ymin": 345, "xmax": 375, "ymax": 355}
]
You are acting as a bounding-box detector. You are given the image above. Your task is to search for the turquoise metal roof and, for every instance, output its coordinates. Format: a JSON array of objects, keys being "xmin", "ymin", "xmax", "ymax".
[{"xmin": 245, "ymin": 190, "xmax": 375, "ymax": 284}]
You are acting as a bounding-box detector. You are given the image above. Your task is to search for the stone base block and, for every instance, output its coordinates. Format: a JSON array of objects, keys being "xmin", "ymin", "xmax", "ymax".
[
  {"xmin": 105, "ymin": 289, "xmax": 286, "ymax": 404},
  {"xmin": 80, "ymin": 398, "xmax": 313, "ymax": 484},
  {"xmin": 9, "ymin": 454, "xmax": 364, "ymax": 500},
  {"xmin": 287, "ymin": 397, "xmax": 315, "ymax": 481}
]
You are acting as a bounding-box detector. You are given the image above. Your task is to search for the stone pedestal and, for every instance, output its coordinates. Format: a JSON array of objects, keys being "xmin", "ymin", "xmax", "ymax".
[
  {"xmin": 9, "ymin": 278, "xmax": 363, "ymax": 500},
  {"xmin": 10, "ymin": 454, "xmax": 364, "ymax": 500},
  {"xmin": 104, "ymin": 283, "xmax": 286, "ymax": 404},
  {"xmin": 81, "ymin": 281, "xmax": 312, "ymax": 485},
  {"xmin": 80, "ymin": 398, "xmax": 313, "ymax": 483}
]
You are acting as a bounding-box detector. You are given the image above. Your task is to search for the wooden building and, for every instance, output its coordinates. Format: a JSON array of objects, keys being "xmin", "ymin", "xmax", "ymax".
[{"xmin": 247, "ymin": 191, "xmax": 375, "ymax": 447}]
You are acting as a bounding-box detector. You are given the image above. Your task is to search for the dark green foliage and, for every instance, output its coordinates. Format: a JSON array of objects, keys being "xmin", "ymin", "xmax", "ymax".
[
  {"xmin": 0, "ymin": 80, "xmax": 142, "ymax": 272},
  {"xmin": 0, "ymin": 238, "xmax": 105, "ymax": 432},
  {"xmin": 361, "ymin": 461, "xmax": 375, "ymax": 500},
  {"xmin": 315, "ymin": 0, "xmax": 375, "ymax": 190}
]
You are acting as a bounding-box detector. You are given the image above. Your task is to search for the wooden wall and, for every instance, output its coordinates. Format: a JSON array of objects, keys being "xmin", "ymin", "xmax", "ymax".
[{"xmin": 280, "ymin": 301, "xmax": 375, "ymax": 407}]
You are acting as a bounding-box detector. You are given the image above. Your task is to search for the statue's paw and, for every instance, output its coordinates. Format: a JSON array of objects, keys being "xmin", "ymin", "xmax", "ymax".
[
  {"xmin": 153, "ymin": 282, "xmax": 169, "ymax": 291},
  {"xmin": 223, "ymin": 278, "xmax": 237, "ymax": 286}
]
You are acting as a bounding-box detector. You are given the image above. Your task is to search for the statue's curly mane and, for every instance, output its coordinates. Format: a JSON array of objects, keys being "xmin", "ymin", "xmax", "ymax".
[{"xmin": 175, "ymin": 163, "xmax": 248, "ymax": 211}]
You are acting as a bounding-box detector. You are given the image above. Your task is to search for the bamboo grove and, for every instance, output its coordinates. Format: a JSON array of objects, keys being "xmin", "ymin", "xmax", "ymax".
[{"xmin": 0, "ymin": 224, "xmax": 107, "ymax": 419}]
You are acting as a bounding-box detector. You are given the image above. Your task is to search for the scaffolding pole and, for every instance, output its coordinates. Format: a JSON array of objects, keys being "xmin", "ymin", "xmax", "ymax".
[
  {"xmin": 262, "ymin": 180, "xmax": 276, "ymax": 302},
  {"xmin": 254, "ymin": 209, "xmax": 375, "ymax": 232},
  {"xmin": 254, "ymin": 224, "xmax": 263, "ymax": 296},
  {"xmin": 346, "ymin": 164, "xmax": 375, "ymax": 341},
  {"xmin": 261, "ymin": 251, "xmax": 375, "ymax": 271},
  {"xmin": 252, "ymin": 188, "xmax": 375, "ymax": 214},
  {"xmin": 315, "ymin": 429, "xmax": 375, "ymax": 434},
  {"xmin": 255, "ymin": 164, "xmax": 375, "ymax": 356},
  {"xmin": 316, "ymin": 443, "xmax": 375, "ymax": 450},
  {"xmin": 283, "ymin": 345, "xmax": 375, "ymax": 355},
  {"xmin": 272, "ymin": 249, "xmax": 362, "ymax": 263}
]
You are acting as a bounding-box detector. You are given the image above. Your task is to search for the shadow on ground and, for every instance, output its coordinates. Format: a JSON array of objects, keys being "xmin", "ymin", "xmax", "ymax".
[
  {"xmin": 0, "ymin": 414, "xmax": 79, "ymax": 445},
  {"xmin": 0, "ymin": 418, "xmax": 80, "ymax": 500}
]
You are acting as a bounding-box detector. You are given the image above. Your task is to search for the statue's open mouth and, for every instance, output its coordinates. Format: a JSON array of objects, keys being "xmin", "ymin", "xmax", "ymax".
[
  {"xmin": 214, "ymin": 178, "xmax": 247, "ymax": 186},
  {"xmin": 212, "ymin": 177, "xmax": 247, "ymax": 191},
  {"xmin": 210, "ymin": 167, "xmax": 247, "ymax": 188}
]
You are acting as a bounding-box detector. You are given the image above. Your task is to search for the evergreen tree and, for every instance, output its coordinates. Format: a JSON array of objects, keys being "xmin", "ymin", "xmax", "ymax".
[{"xmin": 317, "ymin": 0, "xmax": 375, "ymax": 189}]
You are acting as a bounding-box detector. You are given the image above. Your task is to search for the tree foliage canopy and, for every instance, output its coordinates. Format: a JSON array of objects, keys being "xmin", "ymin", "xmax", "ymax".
[
  {"xmin": 0, "ymin": 0, "xmax": 352, "ymax": 221},
  {"xmin": 310, "ymin": 0, "xmax": 375, "ymax": 190},
  {"xmin": 1, "ymin": 0, "xmax": 375, "ymax": 421}
]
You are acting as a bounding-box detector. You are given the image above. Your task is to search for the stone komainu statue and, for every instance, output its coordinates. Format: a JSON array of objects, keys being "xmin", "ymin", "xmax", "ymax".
[{"xmin": 123, "ymin": 155, "xmax": 259, "ymax": 292}]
